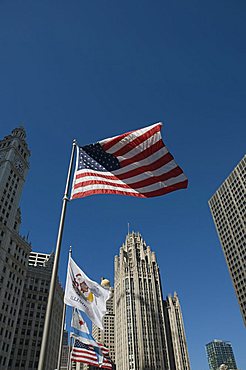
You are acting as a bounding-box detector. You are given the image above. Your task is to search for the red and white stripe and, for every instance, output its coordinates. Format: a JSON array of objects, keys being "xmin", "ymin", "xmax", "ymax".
[
  {"xmin": 71, "ymin": 342, "xmax": 112, "ymax": 368},
  {"xmin": 97, "ymin": 343, "xmax": 112, "ymax": 368},
  {"xmin": 71, "ymin": 122, "xmax": 188, "ymax": 199},
  {"xmin": 71, "ymin": 346, "xmax": 98, "ymax": 366}
]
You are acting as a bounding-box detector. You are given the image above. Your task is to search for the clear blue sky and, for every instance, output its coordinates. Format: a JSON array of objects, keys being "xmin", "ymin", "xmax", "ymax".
[{"xmin": 0, "ymin": 1, "xmax": 245, "ymax": 369}]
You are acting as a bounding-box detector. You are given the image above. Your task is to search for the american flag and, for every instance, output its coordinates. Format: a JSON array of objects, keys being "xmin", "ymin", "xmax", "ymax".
[
  {"xmin": 71, "ymin": 339, "xmax": 112, "ymax": 369},
  {"xmin": 71, "ymin": 122, "xmax": 188, "ymax": 199}
]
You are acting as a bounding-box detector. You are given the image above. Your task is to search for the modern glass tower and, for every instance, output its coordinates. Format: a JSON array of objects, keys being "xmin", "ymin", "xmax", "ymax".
[
  {"xmin": 208, "ymin": 155, "xmax": 246, "ymax": 326},
  {"xmin": 206, "ymin": 340, "xmax": 237, "ymax": 370}
]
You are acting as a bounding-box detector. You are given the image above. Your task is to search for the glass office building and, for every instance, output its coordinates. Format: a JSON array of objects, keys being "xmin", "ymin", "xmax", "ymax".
[{"xmin": 206, "ymin": 340, "xmax": 237, "ymax": 370}]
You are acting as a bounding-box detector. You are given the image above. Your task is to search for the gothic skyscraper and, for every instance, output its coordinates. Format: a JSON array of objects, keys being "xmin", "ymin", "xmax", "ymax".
[
  {"xmin": 114, "ymin": 231, "xmax": 169, "ymax": 369},
  {"xmin": 163, "ymin": 293, "xmax": 191, "ymax": 370},
  {"xmin": 114, "ymin": 232, "xmax": 191, "ymax": 370}
]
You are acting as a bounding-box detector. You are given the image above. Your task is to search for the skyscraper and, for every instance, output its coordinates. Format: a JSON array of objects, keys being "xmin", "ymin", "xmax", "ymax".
[
  {"xmin": 208, "ymin": 155, "xmax": 246, "ymax": 325},
  {"xmin": 163, "ymin": 293, "xmax": 191, "ymax": 370},
  {"xmin": 9, "ymin": 251, "xmax": 64, "ymax": 370},
  {"xmin": 0, "ymin": 127, "xmax": 32, "ymax": 367},
  {"xmin": 206, "ymin": 340, "xmax": 238, "ymax": 370},
  {"xmin": 0, "ymin": 127, "xmax": 64, "ymax": 369},
  {"xmin": 114, "ymin": 231, "xmax": 191, "ymax": 370}
]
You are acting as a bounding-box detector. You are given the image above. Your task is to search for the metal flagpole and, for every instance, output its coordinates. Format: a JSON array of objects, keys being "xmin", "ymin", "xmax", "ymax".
[
  {"xmin": 56, "ymin": 246, "xmax": 73, "ymax": 370},
  {"xmin": 68, "ymin": 335, "xmax": 73, "ymax": 370},
  {"xmin": 56, "ymin": 303, "xmax": 66, "ymax": 370},
  {"xmin": 38, "ymin": 140, "xmax": 77, "ymax": 370}
]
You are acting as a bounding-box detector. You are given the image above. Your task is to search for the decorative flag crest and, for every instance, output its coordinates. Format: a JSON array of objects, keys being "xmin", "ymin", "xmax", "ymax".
[
  {"xmin": 71, "ymin": 122, "xmax": 188, "ymax": 199},
  {"xmin": 72, "ymin": 273, "xmax": 96, "ymax": 303},
  {"xmin": 64, "ymin": 256, "xmax": 110, "ymax": 329}
]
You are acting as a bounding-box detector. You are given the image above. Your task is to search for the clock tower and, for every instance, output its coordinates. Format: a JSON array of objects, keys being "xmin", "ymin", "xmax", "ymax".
[
  {"xmin": 0, "ymin": 127, "xmax": 31, "ymax": 368},
  {"xmin": 0, "ymin": 126, "xmax": 30, "ymax": 231}
]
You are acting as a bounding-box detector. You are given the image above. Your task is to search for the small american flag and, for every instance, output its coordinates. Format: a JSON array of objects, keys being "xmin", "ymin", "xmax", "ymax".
[
  {"xmin": 71, "ymin": 122, "xmax": 188, "ymax": 199},
  {"xmin": 71, "ymin": 339, "xmax": 112, "ymax": 369}
]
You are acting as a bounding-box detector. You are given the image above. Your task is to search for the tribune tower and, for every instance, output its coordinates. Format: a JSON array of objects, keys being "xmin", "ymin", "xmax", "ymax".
[
  {"xmin": 114, "ymin": 232, "xmax": 170, "ymax": 370},
  {"xmin": 114, "ymin": 232, "xmax": 191, "ymax": 370}
]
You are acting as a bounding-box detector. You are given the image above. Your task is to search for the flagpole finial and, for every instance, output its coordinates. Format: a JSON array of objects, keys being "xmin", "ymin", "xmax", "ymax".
[{"xmin": 101, "ymin": 277, "xmax": 110, "ymax": 290}]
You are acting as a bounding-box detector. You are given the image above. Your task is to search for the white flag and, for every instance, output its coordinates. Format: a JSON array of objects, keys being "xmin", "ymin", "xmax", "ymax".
[{"xmin": 64, "ymin": 256, "xmax": 110, "ymax": 329}]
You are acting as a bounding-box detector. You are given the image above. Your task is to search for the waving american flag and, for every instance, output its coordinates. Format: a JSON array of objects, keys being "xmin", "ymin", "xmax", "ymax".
[
  {"xmin": 71, "ymin": 339, "xmax": 112, "ymax": 369},
  {"xmin": 71, "ymin": 122, "xmax": 188, "ymax": 199}
]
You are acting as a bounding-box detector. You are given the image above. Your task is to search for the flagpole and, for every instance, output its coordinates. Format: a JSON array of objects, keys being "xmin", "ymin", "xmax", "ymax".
[
  {"xmin": 38, "ymin": 140, "xmax": 77, "ymax": 370},
  {"xmin": 56, "ymin": 246, "xmax": 72, "ymax": 370},
  {"xmin": 56, "ymin": 303, "xmax": 66, "ymax": 370},
  {"xmin": 68, "ymin": 335, "xmax": 73, "ymax": 370}
]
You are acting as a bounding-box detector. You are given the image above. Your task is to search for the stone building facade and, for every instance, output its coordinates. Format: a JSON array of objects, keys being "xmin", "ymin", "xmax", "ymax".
[
  {"xmin": 9, "ymin": 252, "xmax": 64, "ymax": 370},
  {"xmin": 0, "ymin": 127, "xmax": 64, "ymax": 369},
  {"xmin": 0, "ymin": 127, "xmax": 31, "ymax": 367},
  {"xmin": 163, "ymin": 293, "xmax": 191, "ymax": 370},
  {"xmin": 92, "ymin": 289, "xmax": 115, "ymax": 364},
  {"xmin": 114, "ymin": 232, "xmax": 170, "ymax": 370},
  {"xmin": 114, "ymin": 231, "xmax": 191, "ymax": 370}
]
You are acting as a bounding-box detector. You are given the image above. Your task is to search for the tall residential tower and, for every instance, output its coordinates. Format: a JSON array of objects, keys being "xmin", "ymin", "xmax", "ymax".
[{"xmin": 208, "ymin": 156, "xmax": 246, "ymax": 325}]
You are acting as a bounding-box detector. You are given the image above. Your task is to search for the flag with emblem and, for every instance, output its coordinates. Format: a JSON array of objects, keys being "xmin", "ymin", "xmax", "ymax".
[
  {"xmin": 71, "ymin": 308, "xmax": 101, "ymax": 348},
  {"xmin": 71, "ymin": 339, "xmax": 112, "ymax": 369},
  {"xmin": 64, "ymin": 256, "xmax": 110, "ymax": 330},
  {"xmin": 71, "ymin": 122, "xmax": 188, "ymax": 199}
]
